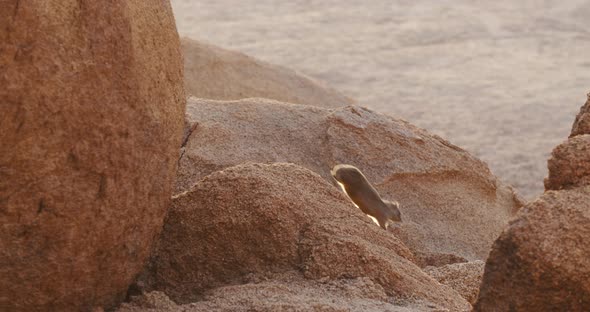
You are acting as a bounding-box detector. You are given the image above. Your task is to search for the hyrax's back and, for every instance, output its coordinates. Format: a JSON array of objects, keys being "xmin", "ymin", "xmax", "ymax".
[{"xmin": 330, "ymin": 164, "xmax": 402, "ymax": 229}]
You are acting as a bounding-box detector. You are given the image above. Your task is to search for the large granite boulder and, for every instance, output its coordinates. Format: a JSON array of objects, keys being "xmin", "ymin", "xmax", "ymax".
[
  {"xmin": 176, "ymin": 97, "xmax": 522, "ymax": 261},
  {"xmin": 182, "ymin": 37, "xmax": 354, "ymax": 108},
  {"xmin": 0, "ymin": 1, "xmax": 185, "ymax": 310}
]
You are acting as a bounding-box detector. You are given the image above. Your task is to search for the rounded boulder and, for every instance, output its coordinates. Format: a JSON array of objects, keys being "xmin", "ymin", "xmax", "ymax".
[{"xmin": 0, "ymin": 1, "xmax": 185, "ymax": 310}]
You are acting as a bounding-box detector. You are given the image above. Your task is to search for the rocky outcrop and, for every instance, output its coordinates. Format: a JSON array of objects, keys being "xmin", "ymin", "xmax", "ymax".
[
  {"xmin": 424, "ymin": 261, "xmax": 485, "ymax": 304},
  {"xmin": 0, "ymin": 1, "xmax": 185, "ymax": 310},
  {"xmin": 545, "ymin": 135, "xmax": 590, "ymax": 191},
  {"xmin": 177, "ymin": 97, "xmax": 522, "ymax": 261},
  {"xmin": 475, "ymin": 97, "xmax": 590, "ymax": 311},
  {"xmin": 182, "ymin": 37, "xmax": 353, "ymax": 108},
  {"xmin": 141, "ymin": 163, "xmax": 470, "ymax": 311},
  {"xmin": 570, "ymin": 93, "xmax": 590, "ymax": 137}
]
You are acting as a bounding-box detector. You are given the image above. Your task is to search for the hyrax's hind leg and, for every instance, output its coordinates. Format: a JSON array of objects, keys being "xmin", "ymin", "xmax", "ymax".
[
  {"xmin": 384, "ymin": 200, "xmax": 402, "ymax": 222},
  {"xmin": 377, "ymin": 218, "xmax": 388, "ymax": 230}
]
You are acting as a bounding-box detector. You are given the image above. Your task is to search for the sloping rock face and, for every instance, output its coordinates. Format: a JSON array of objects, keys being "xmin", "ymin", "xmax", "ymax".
[
  {"xmin": 143, "ymin": 163, "xmax": 470, "ymax": 311},
  {"xmin": 424, "ymin": 261, "xmax": 485, "ymax": 304},
  {"xmin": 182, "ymin": 37, "xmax": 353, "ymax": 108},
  {"xmin": 0, "ymin": 1, "xmax": 185, "ymax": 311},
  {"xmin": 475, "ymin": 98, "xmax": 590, "ymax": 311},
  {"xmin": 177, "ymin": 97, "xmax": 522, "ymax": 261},
  {"xmin": 570, "ymin": 94, "xmax": 590, "ymax": 137}
]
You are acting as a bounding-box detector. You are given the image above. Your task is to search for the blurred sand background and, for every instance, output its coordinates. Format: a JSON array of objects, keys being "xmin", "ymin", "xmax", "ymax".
[{"xmin": 171, "ymin": 0, "xmax": 590, "ymax": 199}]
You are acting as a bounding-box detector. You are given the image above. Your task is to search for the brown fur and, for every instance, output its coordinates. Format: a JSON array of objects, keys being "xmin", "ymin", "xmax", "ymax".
[{"xmin": 331, "ymin": 164, "xmax": 402, "ymax": 229}]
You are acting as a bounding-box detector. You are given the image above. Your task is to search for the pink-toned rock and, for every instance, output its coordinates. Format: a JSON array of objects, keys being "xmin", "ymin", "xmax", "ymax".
[
  {"xmin": 425, "ymin": 261, "xmax": 485, "ymax": 304},
  {"xmin": 142, "ymin": 163, "xmax": 470, "ymax": 311},
  {"xmin": 176, "ymin": 97, "xmax": 522, "ymax": 261},
  {"xmin": 545, "ymin": 135, "xmax": 590, "ymax": 191},
  {"xmin": 182, "ymin": 37, "xmax": 353, "ymax": 108},
  {"xmin": 570, "ymin": 93, "xmax": 590, "ymax": 137},
  {"xmin": 0, "ymin": 1, "xmax": 184, "ymax": 310}
]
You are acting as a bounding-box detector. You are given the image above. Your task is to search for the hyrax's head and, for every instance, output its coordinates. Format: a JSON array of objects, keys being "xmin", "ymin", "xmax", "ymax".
[
  {"xmin": 384, "ymin": 200, "xmax": 402, "ymax": 222},
  {"xmin": 330, "ymin": 164, "xmax": 364, "ymax": 186}
]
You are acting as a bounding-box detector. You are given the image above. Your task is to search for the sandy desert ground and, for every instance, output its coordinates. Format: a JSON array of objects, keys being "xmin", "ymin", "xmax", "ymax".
[{"xmin": 171, "ymin": 0, "xmax": 590, "ymax": 199}]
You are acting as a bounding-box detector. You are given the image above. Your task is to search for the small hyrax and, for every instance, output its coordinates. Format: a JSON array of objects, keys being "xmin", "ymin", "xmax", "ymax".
[{"xmin": 331, "ymin": 164, "xmax": 402, "ymax": 229}]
